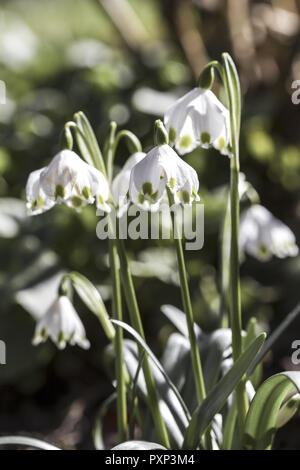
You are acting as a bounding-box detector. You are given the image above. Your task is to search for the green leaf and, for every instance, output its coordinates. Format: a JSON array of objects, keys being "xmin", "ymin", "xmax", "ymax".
[
  {"xmin": 111, "ymin": 319, "xmax": 190, "ymax": 422},
  {"xmin": 161, "ymin": 304, "xmax": 202, "ymax": 339},
  {"xmin": 182, "ymin": 333, "xmax": 266, "ymax": 449},
  {"xmin": 111, "ymin": 440, "xmax": 166, "ymax": 450},
  {"xmin": 74, "ymin": 111, "xmax": 106, "ymax": 174},
  {"xmin": 67, "ymin": 271, "xmax": 115, "ymax": 341},
  {"xmin": 0, "ymin": 436, "xmax": 60, "ymax": 450},
  {"xmin": 243, "ymin": 371, "xmax": 300, "ymax": 450},
  {"xmin": 122, "ymin": 339, "xmax": 185, "ymax": 447}
]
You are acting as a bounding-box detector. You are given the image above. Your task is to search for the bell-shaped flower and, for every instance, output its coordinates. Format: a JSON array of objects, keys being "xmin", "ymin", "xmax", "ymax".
[
  {"xmin": 32, "ymin": 295, "xmax": 90, "ymax": 350},
  {"xmin": 239, "ymin": 204, "xmax": 299, "ymax": 261},
  {"xmin": 112, "ymin": 152, "xmax": 146, "ymax": 217},
  {"xmin": 26, "ymin": 168, "xmax": 55, "ymax": 215},
  {"xmin": 164, "ymin": 88, "xmax": 231, "ymax": 156},
  {"xmin": 238, "ymin": 173, "xmax": 259, "ymax": 203},
  {"xmin": 26, "ymin": 150, "xmax": 111, "ymax": 214},
  {"xmin": 129, "ymin": 144, "xmax": 200, "ymax": 211}
]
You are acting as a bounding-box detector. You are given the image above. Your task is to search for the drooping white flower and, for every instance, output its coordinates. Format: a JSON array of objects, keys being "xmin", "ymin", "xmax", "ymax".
[
  {"xmin": 112, "ymin": 152, "xmax": 146, "ymax": 217},
  {"xmin": 164, "ymin": 88, "xmax": 231, "ymax": 156},
  {"xmin": 129, "ymin": 144, "xmax": 200, "ymax": 211},
  {"xmin": 26, "ymin": 150, "xmax": 111, "ymax": 214},
  {"xmin": 239, "ymin": 204, "xmax": 299, "ymax": 261},
  {"xmin": 238, "ymin": 173, "xmax": 259, "ymax": 203},
  {"xmin": 32, "ymin": 295, "xmax": 90, "ymax": 350},
  {"xmin": 26, "ymin": 168, "xmax": 55, "ymax": 215}
]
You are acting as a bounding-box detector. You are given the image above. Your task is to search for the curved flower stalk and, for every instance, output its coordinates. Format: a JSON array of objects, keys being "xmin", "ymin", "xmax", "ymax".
[
  {"xmin": 32, "ymin": 295, "xmax": 90, "ymax": 350},
  {"xmin": 239, "ymin": 204, "xmax": 299, "ymax": 261},
  {"xmin": 112, "ymin": 152, "xmax": 146, "ymax": 217},
  {"xmin": 26, "ymin": 149, "xmax": 111, "ymax": 214},
  {"xmin": 129, "ymin": 143, "xmax": 200, "ymax": 211},
  {"xmin": 164, "ymin": 88, "xmax": 231, "ymax": 156}
]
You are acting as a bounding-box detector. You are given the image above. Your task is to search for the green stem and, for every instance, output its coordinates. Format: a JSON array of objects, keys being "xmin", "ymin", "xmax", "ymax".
[
  {"xmin": 109, "ymin": 239, "xmax": 127, "ymax": 443},
  {"xmin": 221, "ymin": 53, "xmax": 248, "ymax": 431},
  {"xmin": 116, "ymin": 237, "xmax": 170, "ymax": 449},
  {"xmin": 167, "ymin": 189, "xmax": 206, "ymax": 403},
  {"xmin": 106, "ymin": 121, "xmax": 117, "ymax": 183}
]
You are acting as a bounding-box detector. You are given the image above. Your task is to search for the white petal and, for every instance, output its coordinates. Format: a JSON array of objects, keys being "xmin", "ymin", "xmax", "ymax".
[
  {"xmin": 112, "ymin": 152, "xmax": 146, "ymax": 211},
  {"xmin": 26, "ymin": 167, "xmax": 55, "ymax": 215}
]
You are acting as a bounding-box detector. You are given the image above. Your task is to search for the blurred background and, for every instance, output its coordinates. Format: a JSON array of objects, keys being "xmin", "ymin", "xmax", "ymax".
[{"xmin": 0, "ymin": 0, "xmax": 300, "ymax": 449}]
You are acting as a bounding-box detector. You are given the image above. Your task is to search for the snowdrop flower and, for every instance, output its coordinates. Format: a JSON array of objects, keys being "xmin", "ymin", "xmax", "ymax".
[
  {"xmin": 112, "ymin": 152, "xmax": 146, "ymax": 217},
  {"xmin": 164, "ymin": 88, "xmax": 231, "ymax": 156},
  {"xmin": 26, "ymin": 150, "xmax": 110, "ymax": 214},
  {"xmin": 238, "ymin": 173, "xmax": 259, "ymax": 203},
  {"xmin": 32, "ymin": 295, "xmax": 90, "ymax": 350},
  {"xmin": 129, "ymin": 143, "xmax": 200, "ymax": 211},
  {"xmin": 239, "ymin": 204, "xmax": 299, "ymax": 261}
]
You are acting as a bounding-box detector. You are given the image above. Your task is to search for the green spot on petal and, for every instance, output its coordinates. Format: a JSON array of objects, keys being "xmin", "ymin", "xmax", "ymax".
[
  {"xmin": 192, "ymin": 186, "xmax": 198, "ymax": 199},
  {"xmin": 182, "ymin": 190, "xmax": 190, "ymax": 204},
  {"xmin": 151, "ymin": 190, "xmax": 158, "ymax": 201},
  {"xmin": 55, "ymin": 184, "xmax": 65, "ymax": 200},
  {"xmin": 142, "ymin": 182, "xmax": 153, "ymax": 195},
  {"xmin": 72, "ymin": 196, "xmax": 82, "ymax": 208},
  {"xmin": 82, "ymin": 186, "xmax": 92, "ymax": 200},
  {"xmin": 138, "ymin": 193, "xmax": 145, "ymax": 204},
  {"xmin": 40, "ymin": 327, "xmax": 48, "ymax": 340},
  {"xmin": 179, "ymin": 135, "xmax": 192, "ymax": 149},
  {"xmin": 200, "ymin": 132, "xmax": 211, "ymax": 145},
  {"xmin": 98, "ymin": 194, "xmax": 104, "ymax": 206},
  {"xmin": 218, "ymin": 137, "xmax": 226, "ymax": 151},
  {"xmin": 169, "ymin": 126, "xmax": 177, "ymax": 143},
  {"xmin": 57, "ymin": 330, "xmax": 65, "ymax": 344},
  {"xmin": 169, "ymin": 177, "xmax": 176, "ymax": 190}
]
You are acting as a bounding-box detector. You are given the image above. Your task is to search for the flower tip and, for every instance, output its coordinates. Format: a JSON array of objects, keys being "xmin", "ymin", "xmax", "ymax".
[
  {"xmin": 154, "ymin": 120, "xmax": 169, "ymax": 146},
  {"xmin": 198, "ymin": 64, "xmax": 215, "ymax": 90}
]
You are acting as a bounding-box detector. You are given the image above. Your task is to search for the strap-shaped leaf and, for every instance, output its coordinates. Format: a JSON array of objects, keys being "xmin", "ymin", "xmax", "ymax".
[
  {"xmin": 111, "ymin": 319, "xmax": 190, "ymax": 421},
  {"xmin": 182, "ymin": 333, "xmax": 266, "ymax": 449},
  {"xmin": 67, "ymin": 271, "xmax": 115, "ymax": 341},
  {"xmin": 243, "ymin": 371, "xmax": 300, "ymax": 450}
]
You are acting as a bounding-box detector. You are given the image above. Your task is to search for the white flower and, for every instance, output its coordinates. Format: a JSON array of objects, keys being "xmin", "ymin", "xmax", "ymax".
[
  {"xmin": 26, "ymin": 168, "xmax": 55, "ymax": 215},
  {"xmin": 239, "ymin": 204, "xmax": 299, "ymax": 261},
  {"xmin": 129, "ymin": 144, "xmax": 200, "ymax": 211},
  {"xmin": 26, "ymin": 150, "xmax": 111, "ymax": 214},
  {"xmin": 238, "ymin": 173, "xmax": 259, "ymax": 203},
  {"xmin": 164, "ymin": 87, "xmax": 231, "ymax": 156},
  {"xmin": 112, "ymin": 152, "xmax": 146, "ymax": 217},
  {"xmin": 32, "ymin": 295, "xmax": 90, "ymax": 350}
]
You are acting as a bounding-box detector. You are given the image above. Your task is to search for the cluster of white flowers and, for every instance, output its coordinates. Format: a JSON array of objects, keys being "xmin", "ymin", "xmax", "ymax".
[
  {"xmin": 25, "ymin": 86, "xmax": 299, "ymax": 350},
  {"xmin": 26, "ymin": 149, "xmax": 111, "ymax": 215}
]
